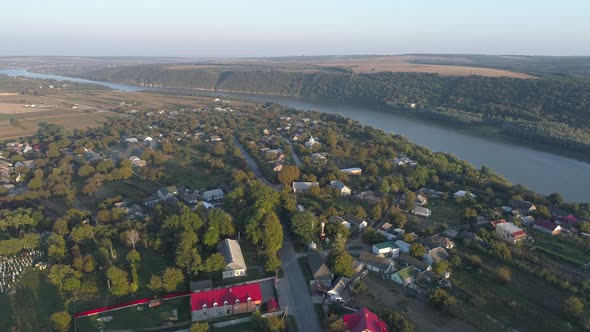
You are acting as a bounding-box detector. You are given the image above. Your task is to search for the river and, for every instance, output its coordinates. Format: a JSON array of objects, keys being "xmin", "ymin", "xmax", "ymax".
[{"xmin": 2, "ymin": 68, "xmax": 589, "ymax": 203}]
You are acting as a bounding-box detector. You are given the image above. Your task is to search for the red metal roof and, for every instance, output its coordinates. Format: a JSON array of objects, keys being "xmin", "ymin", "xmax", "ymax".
[
  {"xmin": 343, "ymin": 308, "xmax": 389, "ymax": 332},
  {"xmin": 534, "ymin": 218, "xmax": 560, "ymax": 231},
  {"xmin": 265, "ymin": 297, "xmax": 280, "ymax": 312},
  {"xmin": 512, "ymin": 230, "xmax": 527, "ymax": 237},
  {"xmin": 190, "ymin": 283, "xmax": 262, "ymax": 311}
]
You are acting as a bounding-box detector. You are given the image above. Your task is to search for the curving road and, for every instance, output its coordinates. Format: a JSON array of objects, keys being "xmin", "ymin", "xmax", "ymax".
[{"xmin": 233, "ymin": 136, "xmax": 321, "ymax": 332}]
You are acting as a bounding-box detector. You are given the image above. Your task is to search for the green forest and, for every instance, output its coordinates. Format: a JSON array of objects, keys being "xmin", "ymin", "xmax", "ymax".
[{"xmin": 77, "ymin": 65, "xmax": 590, "ymax": 153}]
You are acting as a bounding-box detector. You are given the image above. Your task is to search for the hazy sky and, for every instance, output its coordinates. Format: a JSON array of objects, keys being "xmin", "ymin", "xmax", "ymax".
[{"xmin": 1, "ymin": 0, "xmax": 589, "ymax": 57}]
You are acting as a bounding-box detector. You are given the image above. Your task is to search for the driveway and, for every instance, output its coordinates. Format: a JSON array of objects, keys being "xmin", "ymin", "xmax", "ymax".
[{"xmin": 233, "ymin": 136, "xmax": 280, "ymax": 191}]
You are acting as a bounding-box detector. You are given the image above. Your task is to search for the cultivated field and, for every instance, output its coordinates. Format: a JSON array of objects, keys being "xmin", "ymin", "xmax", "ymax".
[{"xmin": 314, "ymin": 56, "xmax": 535, "ymax": 78}]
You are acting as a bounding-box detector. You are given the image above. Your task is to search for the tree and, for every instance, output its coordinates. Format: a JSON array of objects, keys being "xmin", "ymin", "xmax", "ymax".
[
  {"xmin": 409, "ymin": 243, "xmax": 426, "ymax": 258},
  {"xmin": 326, "ymin": 314, "xmax": 346, "ymax": 332},
  {"xmin": 496, "ymin": 267, "xmax": 511, "ymax": 284},
  {"xmin": 429, "ymin": 289, "xmax": 456, "ymax": 311},
  {"xmin": 191, "ymin": 322, "xmax": 209, "ymax": 332},
  {"xmin": 126, "ymin": 249, "xmax": 141, "ymax": 265},
  {"xmin": 124, "ymin": 229, "xmax": 141, "ymax": 249},
  {"xmin": 148, "ymin": 275, "xmax": 163, "ymax": 292},
  {"xmin": 203, "ymin": 253, "xmax": 226, "ymax": 273},
  {"xmin": 106, "ymin": 266, "xmax": 131, "ymax": 296},
  {"xmin": 404, "ymin": 191, "xmax": 416, "ymax": 210},
  {"xmin": 277, "ymin": 165, "xmax": 300, "ymax": 185},
  {"xmin": 389, "ymin": 208, "xmax": 407, "ymax": 228},
  {"xmin": 162, "ymin": 267, "xmax": 185, "ymax": 292},
  {"xmin": 381, "ymin": 309, "xmax": 415, "ymax": 332},
  {"xmin": 462, "ymin": 208, "xmax": 478, "ymax": 224},
  {"xmin": 48, "ymin": 264, "xmax": 78, "ymax": 291},
  {"xmin": 290, "ymin": 212, "xmax": 317, "ymax": 245},
  {"xmin": 262, "ymin": 212, "xmax": 283, "ymax": 253},
  {"xmin": 329, "ymin": 248, "xmax": 354, "ymax": 277},
  {"xmin": 264, "ymin": 250, "xmax": 282, "ymax": 273},
  {"xmin": 432, "ymin": 260, "xmax": 449, "ymax": 276},
  {"xmin": 203, "ymin": 225, "xmax": 220, "ymax": 247},
  {"xmin": 212, "ymin": 143, "xmax": 225, "ymax": 156},
  {"xmin": 265, "ymin": 315, "xmax": 286, "ymax": 332},
  {"xmin": 362, "ymin": 227, "xmax": 387, "ymax": 245},
  {"xmin": 563, "ymin": 296, "xmax": 584, "ymax": 319},
  {"xmin": 49, "ymin": 311, "xmax": 71, "ymax": 332},
  {"xmin": 578, "ymin": 221, "xmax": 590, "ymax": 233}
]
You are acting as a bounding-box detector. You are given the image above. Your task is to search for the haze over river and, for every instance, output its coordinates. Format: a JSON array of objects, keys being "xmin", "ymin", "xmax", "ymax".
[{"xmin": 2, "ymin": 68, "xmax": 589, "ymax": 203}]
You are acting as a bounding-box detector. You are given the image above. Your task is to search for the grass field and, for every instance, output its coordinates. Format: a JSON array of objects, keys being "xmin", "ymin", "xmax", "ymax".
[
  {"xmin": 532, "ymin": 230, "xmax": 590, "ymax": 265},
  {"xmin": 452, "ymin": 261, "xmax": 576, "ymax": 332},
  {"xmin": 0, "ymin": 270, "xmax": 65, "ymax": 332},
  {"xmin": 75, "ymin": 296, "xmax": 191, "ymax": 331}
]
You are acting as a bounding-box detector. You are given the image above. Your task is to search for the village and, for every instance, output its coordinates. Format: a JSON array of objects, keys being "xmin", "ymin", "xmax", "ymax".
[{"xmin": 0, "ymin": 92, "xmax": 589, "ymax": 332}]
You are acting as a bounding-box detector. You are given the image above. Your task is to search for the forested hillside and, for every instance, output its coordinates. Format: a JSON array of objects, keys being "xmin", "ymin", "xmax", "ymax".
[{"xmin": 78, "ymin": 65, "xmax": 590, "ymax": 153}]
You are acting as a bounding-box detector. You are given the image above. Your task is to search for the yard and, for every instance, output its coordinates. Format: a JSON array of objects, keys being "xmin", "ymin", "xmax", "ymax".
[
  {"xmin": 531, "ymin": 230, "xmax": 590, "ymax": 266},
  {"xmin": 75, "ymin": 296, "xmax": 192, "ymax": 331},
  {"xmin": 0, "ymin": 270, "xmax": 65, "ymax": 332}
]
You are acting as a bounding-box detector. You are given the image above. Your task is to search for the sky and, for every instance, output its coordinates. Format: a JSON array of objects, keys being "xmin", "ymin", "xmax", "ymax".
[{"xmin": 1, "ymin": 0, "xmax": 589, "ymax": 57}]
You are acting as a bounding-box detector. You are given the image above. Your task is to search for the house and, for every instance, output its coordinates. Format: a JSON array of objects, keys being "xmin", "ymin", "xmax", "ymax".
[
  {"xmin": 418, "ymin": 235, "xmax": 455, "ymax": 250},
  {"xmin": 330, "ymin": 180, "xmax": 352, "ymax": 196},
  {"xmin": 453, "ymin": 190, "xmax": 476, "ymax": 200},
  {"xmin": 392, "ymin": 228, "xmax": 405, "ymax": 238},
  {"xmin": 273, "ymin": 164, "xmax": 283, "ymax": 172},
  {"xmin": 372, "ymin": 241, "xmax": 400, "ymax": 258},
  {"xmin": 549, "ymin": 205, "xmax": 570, "ymax": 218},
  {"xmin": 129, "ymin": 156, "xmax": 147, "ymax": 167},
  {"xmin": 190, "ymin": 283, "xmax": 262, "ymax": 321},
  {"xmin": 416, "ymin": 195, "xmax": 428, "ymax": 206},
  {"xmin": 398, "ymin": 253, "xmax": 431, "ymax": 272},
  {"xmin": 343, "ymin": 308, "xmax": 389, "ymax": 332},
  {"xmin": 496, "ymin": 222, "xmax": 527, "ymax": 244},
  {"xmin": 377, "ymin": 229, "xmax": 395, "ymax": 241},
  {"xmin": 340, "ymin": 167, "xmax": 362, "ymax": 175},
  {"xmin": 512, "ymin": 200, "xmax": 536, "ymax": 215},
  {"xmin": 425, "ymin": 247, "xmax": 449, "ymax": 265},
  {"xmin": 180, "ymin": 190, "xmax": 200, "ymax": 205},
  {"xmin": 520, "ymin": 216, "xmax": 535, "ymax": 226},
  {"xmin": 292, "ymin": 182, "xmax": 319, "ymax": 194},
  {"xmin": 343, "ymin": 213, "xmax": 368, "ymax": 230},
  {"xmin": 143, "ymin": 195, "xmax": 161, "ymax": 207},
  {"xmin": 389, "ymin": 266, "xmax": 417, "ymax": 286},
  {"xmin": 394, "ymin": 240, "xmax": 411, "ymax": 254},
  {"xmin": 328, "ymin": 215, "xmax": 351, "ymax": 230},
  {"xmin": 380, "ymin": 222, "xmax": 394, "ymax": 233},
  {"xmin": 308, "ymin": 252, "xmax": 333, "ymax": 287},
  {"xmin": 308, "ymin": 241, "xmax": 318, "ymax": 251},
  {"xmin": 411, "ymin": 206, "xmax": 431, "ymax": 217},
  {"xmin": 157, "ymin": 186, "xmax": 178, "ymax": 199},
  {"xmin": 534, "ymin": 218, "xmax": 562, "ymax": 235},
  {"xmin": 304, "ymin": 136, "xmax": 320, "ymax": 148},
  {"xmin": 326, "ymin": 276, "xmax": 351, "ymax": 302},
  {"xmin": 125, "ymin": 137, "xmax": 138, "ymax": 143},
  {"xmin": 555, "ymin": 215, "xmax": 578, "ymax": 228},
  {"xmin": 358, "ymin": 252, "xmax": 394, "ymax": 273},
  {"xmin": 202, "ymin": 189, "xmax": 224, "ymax": 202},
  {"xmin": 218, "ymin": 239, "xmax": 247, "ymax": 279}
]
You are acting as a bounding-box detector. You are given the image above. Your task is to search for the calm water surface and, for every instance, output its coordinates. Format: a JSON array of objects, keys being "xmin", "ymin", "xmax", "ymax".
[{"xmin": 2, "ymin": 69, "xmax": 589, "ymax": 202}]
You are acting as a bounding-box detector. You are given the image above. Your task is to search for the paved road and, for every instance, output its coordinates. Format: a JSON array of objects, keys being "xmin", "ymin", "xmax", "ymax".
[
  {"xmin": 233, "ymin": 137, "xmax": 280, "ymax": 191},
  {"xmin": 285, "ymin": 139, "xmax": 302, "ymax": 167},
  {"xmin": 234, "ymin": 135, "xmax": 321, "ymax": 332}
]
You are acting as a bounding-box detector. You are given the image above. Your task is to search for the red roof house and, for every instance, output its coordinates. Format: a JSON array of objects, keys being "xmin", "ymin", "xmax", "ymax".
[
  {"xmin": 343, "ymin": 308, "xmax": 389, "ymax": 332},
  {"xmin": 534, "ymin": 218, "xmax": 562, "ymax": 235},
  {"xmin": 190, "ymin": 283, "xmax": 262, "ymax": 321},
  {"xmin": 555, "ymin": 215, "xmax": 577, "ymax": 228}
]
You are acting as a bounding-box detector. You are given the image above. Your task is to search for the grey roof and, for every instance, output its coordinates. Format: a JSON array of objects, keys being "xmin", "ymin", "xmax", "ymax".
[
  {"xmin": 308, "ymin": 252, "xmax": 332, "ymax": 280},
  {"xmin": 343, "ymin": 213, "xmax": 365, "ymax": 226},
  {"xmin": 327, "ymin": 276, "xmax": 351, "ymax": 296},
  {"xmin": 330, "ymin": 181, "xmax": 348, "ymax": 190},
  {"xmin": 217, "ymin": 238, "xmax": 246, "ymax": 271},
  {"xmin": 328, "ymin": 215, "xmax": 348, "ymax": 224},
  {"xmin": 512, "ymin": 200, "xmax": 535, "ymax": 211},
  {"xmin": 428, "ymin": 247, "xmax": 449, "ymax": 262},
  {"xmin": 292, "ymin": 182, "xmax": 319, "ymax": 191},
  {"xmin": 202, "ymin": 188, "xmax": 224, "ymax": 200},
  {"xmin": 398, "ymin": 253, "xmax": 430, "ymax": 271},
  {"xmin": 190, "ymin": 279, "xmax": 213, "ymax": 292},
  {"xmin": 358, "ymin": 252, "xmax": 392, "ymax": 271}
]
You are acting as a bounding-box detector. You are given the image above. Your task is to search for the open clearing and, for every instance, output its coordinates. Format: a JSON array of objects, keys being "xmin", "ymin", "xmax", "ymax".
[{"xmin": 315, "ymin": 56, "xmax": 534, "ymax": 78}]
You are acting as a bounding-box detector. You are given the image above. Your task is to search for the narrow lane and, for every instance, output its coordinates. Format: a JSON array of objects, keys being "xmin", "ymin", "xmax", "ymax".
[{"xmin": 233, "ymin": 135, "xmax": 322, "ymax": 332}]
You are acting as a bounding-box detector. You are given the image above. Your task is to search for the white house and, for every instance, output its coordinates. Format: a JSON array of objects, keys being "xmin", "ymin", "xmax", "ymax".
[
  {"xmin": 343, "ymin": 213, "xmax": 368, "ymax": 230},
  {"xmin": 424, "ymin": 247, "xmax": 449, "ymax": 265},
  {"xmin": 453, "ymin": 190, "xmax": 475, "ymax": 200},
  {"xmin": 328, "ymin": 215, "xmax": 351, "ymax": 230},
  {"xmin": 372, "ymin": 241, "xmax": 400, "ymax": 258},
  {"xmin": 330, "ymin": 180, "xmax": 352, "ymax": 196},
  {"xmin": 202, "ymin": 189, "xmax": 224, "ymax": 202},
  {"xmin": 292, "ymin": 182, "xmax": 319, "ymax": 194},
  {"xmin": 218, "ymin": 239, "xmax": 247, "ymax": 279},
  {"xmin": 157, "ymin": 186, "xmax": 178, "ymax": 199},
  {"xmin": 496, "ymin": 222, "xmax": 527, "ymax": 244},
  {"xmin": 326, "ymin": 277, "xmax": 350, "ymax": 302},
  {"xmin": 340, "ymin": 167, "xmax": 362, "ymax": 175},
  {"xmin": 411, "ymin": 206, "xmax": 431, "ymax": 217},
  {"xmin": 358, "ymin": 252, "xmax": 394, "ymax": 273},
  {"xmin": 304, "ymin": 136, "xmax": 320, "ymax": 148},
  {"xmin": 394, "ymin": 240, "xmax": 411, "ymax": 254}
]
